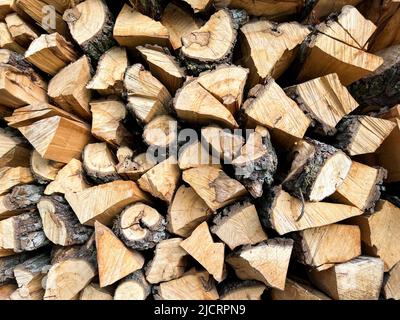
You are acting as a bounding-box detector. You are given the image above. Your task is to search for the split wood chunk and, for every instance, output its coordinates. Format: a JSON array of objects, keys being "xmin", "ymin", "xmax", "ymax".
[
  {"xmin": 309, "ymin": 256, "xmax": 385, "ymax": 300},
  {"xmin": 306, "ymin": 0, "xmax": 363, "ymax": 21},
  {"xmin": 86, "ymin": 47, "xmax": 127, "ymax": 95},
  {"xmin": 232, "ymin": 126, "xmax": 278, "ymax": 198},
  {"xmin": 45, "ymin": 158, "xmax": 91, "ymax": 195},
  {"xmin": 38, "ymin": 195, "xmax": 93, "ymax": 246},
  {"xmin": 113, "ymin": 4, "xmax": 170, "ymax": 49},
  {"xmin": 145, "ymin": 238, "xmax": 189, "ymax": 284},
  {"xmin": 18, "ymin": 116, "xmax": 92, "ymax": 163},
  {"xmin": 240, "ymin": 20, "xmax": 310, "ymax": 86},
  {"xmin": 48, "ymin": 56, "xmax": 92, "ymax": 120},
  {"xmin": 80, "ymin": 283, "xmax": 113, "ymax": 300},
  {"xmin": 0, "ymin": 22, "xmax": 25, "ymax": 54},
  {"xmin": 285, "ymin": 73, "xmax": 359, "ymax": 135},
  {"xmin": 124, "ymin": 63, "xmax": 171, "ymax": 125},
  {"xmin": 116, "ymin": 149, "xmax": 156, "ymax": 181},
  {"xmin": 0, "ymin": 48, "xmax": 34, "ymax": 73},
  {"xmin": 183, "ymin": 0, "xmax": 212, "ymax": 13},
  {"xmin": 178, "ymin": 142, "xmax": 221, "ymax": 170},
  {"xmin": 174, "ymin": 81, "xmax": 239, "ymax": 129},
  {"xmin": 0, "ymin": 167, "xmax": 34, "ymax": 195},
  {"xmin": 242, "ymin": 80, "xmax": 311, "ymax": 146},
  {"xmin": 180, "ymin": 222, "xmax": 226, "ymax": 282},
  {"xmin": 348, "ymin": 200, "xmax": 400, "ymax": 271},
  {"xmin": 226, "ymin": 239, "xmax": 294, "ymax": 290},
  {"xmin": 0, "ymin": 254, "xmax": 31, "ymax": 285},
  {"xmin": 293, "ymin": 224, "xmax": 361, "ymax": 271},
  {"xmin": 114, "ymin": 270, "xmax": 151, "ymax": 300},
  {"xmin": 259, "ymin": 187, "xmax": 363, "ymax": 235},
  {"xmin": 25, "ymin": 33, "xmax": 78, "ymax": 76},
  {"xmin": 143, "ymin": 115, "xmax": 178, "ymax": 151},
  {"xmin": 334, "ymin": 115, "xmax": 396, "ymax": 156},
  {"xmin": 0, "ymin": 211, "xmax": 49, "ymax": 253},
  {"xmin": 41, "ymin": 0, "xmax": 75, "ymax": 14},
  {"xmin": 155, "ymin": 269, "xmax": 219, "ymax": 300},
  {"xmin": 0, "ymin": 0, "xmax": 13, "ymax": 20},
  {"xmin": 0, "ymin": 105, "xmax": 12, "ymax": 119},
  {"xmin": 138, "ymin": 45, "xmax": 185, "ymax": 95},
  {"xmin": 331, "ymin": 161, "xmax": 386, "ymax": 211},
  {"xmin": 138, "ymin": 157, "xmax": 180, "ymax": 203},
  {"xmin": 160, "ymin": 2, "xmax": 199, "ymax": 50},
  {"xmin": 283, "ymin": 139, "xmax": 352, "ymax": 202},
  {"xmin": 95, "ymin": 221, "xmax": 144, "ymax": 287},
  {"xmin": 211, "ymin": 202, "xmax": 268, "ymax": 251},
  {"xmin": 0, "ymin": 64, "xmax": 48, "ymax": 108},
  {"xmin": 183, "ymin": 166, "xmax": 247, "ymax": 211},
  {"xmin": 270, "ymin": 278, "xmax": 330, "ymax": 300},
  {"xmin": 5, "ymin": 13, "xmax": 39, "ymax": 48},
  {"xmin": 63, "ymin": 0, "xmax": 115, "ymax": 61},
  {"xmin": 219, "ymin": 281, "xmax": 266, "ymax": 300},
  {"xmin": 30, "ymin": 150, "xmax": 64, "ymax": 184},
  {"xmin": 128, "ymin": 0, "xmax": 167, "ymax": 20},
  {"xmin": 167, "ymin": 185, "xmax": 213, "ymax": 238},
  {"xmin": 0, "ymin": 128, "xmax": 31, "ymax": 168},
  {"xmin": 113, "ymin": 203, "xmax": 167, "ymax": 251},
  {"xmin": 65, "ymin": 180, "xmax": 152, "ymax": 226},
  {"xmin": 383, "ymin": 261, "xmax": 400, "ymax": 300},
  {"xmin": 0, "ymin": 284, "xmax": 17, "ymax": 300}
]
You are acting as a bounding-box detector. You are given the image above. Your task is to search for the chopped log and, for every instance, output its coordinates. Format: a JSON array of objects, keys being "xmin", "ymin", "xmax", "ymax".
[
  {"xmin": 114, "ymin": 270, "xmax": 150, "ymax": 300},
  {"xmin": 5, "ymin": 13, "xmax": 39, "ymax": 48},
  {"xmin": 145, "ymin": 238, "xmax": 189, "ymax": 284},
  {"xmin": 226, "ymin": 239, "xmax": 294, "ymax": 290},
  {"xmin": 0, "ymin": 0, "xmax": 13, "ymax": 20},
  {"xmin": 124, "ymin": 63, "xmax": 171, "ymax": 124},
  {"xmin": 113, "ymin": 4, "xmax": 169, "ymax": 49},
  {"xmin": 95, "ymin": 221, "xmax": 144, "ymax": 287},
  {"xmin": 18, "ymin": 116, "xmax": 92, "ymax": 163},
  {"xmin": 128, "ymin": 0, "xmax": 167, "ymax": 20},
  {"xmin": 242, "ymin": 80, "xmax": 311, "ymax": 147},
  {"xmin": 219, "ymin": 280, "xmax": 266, "ymax": 300},
  {"xmin": 383, "ymin": 261, "xmax": 400, "ymax": 300},
  {"xmin": 137, "ymin": 45, "xmax": 185, "ymax": 95},
  {"xmin": 30, "ymin": 150, "xmax": 64, "ymax": 184},
  {"xmin": 0, "ymin": 48, "xmax": 34, "ymax": 73},
  {"xmin": 38, "ymin": 195, "xmax": 93, "ymax": 246},
  {"xmin": 0, "ymin": 167, "xmax": 34, "ymax": 195},
  {"xmin": 306, "ymin": 0, "xmax": 363, "ymax": 21},
  {"xmin": 270, "ymin": 278, "xmax": 330, "ymax": 300},
  {"xmin": 259, "ymin": 186, "xmax": 363, "ymax": 235},
  {"xmin": 182, "ymin": 166, "xmax": 248, "ymax": 211},
  {"xmin": 65, "ymin": 180, "xmax": 152, "ymax": 226},
  {"xmin": 180, "ymin": 222, "xmax": 226, "ymax": 282},
  {"xmin": 0, "ymin": 128, "xmax": 31, "ymax": 168},
  {"xmin": 283, "ymin": 139, "xmax": 352, "ymax": 202},
  {"xmin": 182, "ymin": 0, "xmax": 212, "ymax": 13},
  {"xmin": 44, "ymin": 158, "xmax": 91, "ymax": 195},
  {"xmin": 0, "ymin": 284, "xmax": 17, "ymax": 300},
  {"xmin": 80, "ymin": 283, "xmax": 113, "ymax": 300},
  {"xmin": 0, "ymin": 22, "xmax": 25, "ymax": 54},
  {"xmin": 284, "ymin": 73, "xmax": 359, "ymax": 135},
  {"xmin": 113, "ymin": 203, "xmax": 167, "ymax": 251},
  {"xmin": 47, "ymin": 56, "xmax": 92, "ymax": 120},
  {"xmin": 143, "ymin": 115, "xmax": 178, "ymax": 154},
  {"xmin": 348, "ymin": 200, "xmax": 400, "ymax": 271},
  {"xmin": 211, "ymin": 202, "xmax": 268, "ymax": 250},
  {"xmin": 0, "ymin": 254, "xmax": 31, "ymax": 285},
  {"xmin": 178, "ymin": 141, "xmax": 221, "ymax": 170},
  {"xmin": 86, "ymin": 47, "xmax": 127, "ymax": 95},
  {"xmin": 155, "ymin": 269, "xmax": 219, "ymax": 300},
  {"xmin": 334, "ymin": 115, "xmax": 396, "ymax": 156},
  {"xmin": 25, "ymin": 33, "xmax": 78, "ymax": 76},
  {"xmin": 240, "ymin": 20, "xmax": 310, "ymax": 86},
  {"xmin": 63, "ymin": 0, "xmax": 115, "ymax": 61},
  {"xmin": 138, "ymin": 157, "xmax": 180, "ymax": 203},
  {"xmin": 309, "ymin": 256, "xmax": 385, "ymax": 300},
  {"xmin": 41, "ymin": 0, "xmax": 75, "ymax": 13},
  {"xmin": 232, "ymin": 126, "xmax": 278, "ymax": 198},
  {"xmin": 167, "ymin": 185, "xmax": 213, "ymax": 238},
  {"xmin": 116, "ymin": 149, "xmax": 157, "ymax": 181}
]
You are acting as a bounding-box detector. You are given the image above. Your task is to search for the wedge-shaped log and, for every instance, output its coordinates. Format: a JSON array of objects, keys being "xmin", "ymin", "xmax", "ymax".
[
  {"xmin": 5, "ymin": 13, "xmax": 39, "ymax": 48},
  {"xmin": 30, "ymin": 150, "xmax": 64, "ymax": 184},
  {"xmin": 0, "ymin": 167, "xmax": 34, "ymax": 195},
  {"xmin": 219, "ymin": 280, "xmax": 266, "ymax": 300},
  {"xmin": 0, "ymin": 128, "xmax": 31, "ymax": 168},
  {"xmin": 271, "ymin": 278, "xmax": 330, "ymax": 300},
  {"xmin": 80, "ymin": 283, "xmax": 113, "ymax": 300},
  {"xmin": 383, "ymin": 261, "xmax": 400, "ymax": 300},
  {"xmin": 116, "ymin": 148, "xmax": 156, "ymax": 181}
]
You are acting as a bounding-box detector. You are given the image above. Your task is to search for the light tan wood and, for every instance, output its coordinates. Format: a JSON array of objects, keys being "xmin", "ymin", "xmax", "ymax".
[
  {"xmin": 143, "ymin": 115, "xmax": 178, "ymax": 150},
  {"xmin": 5, "ymin": 13, "xmax": 39, "ymax": 48},
  {"xmin": 116, "ymin": 149, "xmax": 157, "ymax": 181},
  {"xmin": 41, "ymin": 0, "xmax": 76, "ymax": 13},
  {"xmin": 0, "ymin": 128, "xmax": 31, "ymax": 168},
  {"xmin": 383, "ymin": 261, "xmax": 400, "ymax": 300},
  {"xmin": 178, "ymin": 141, "xmax": 221, "ymax": 170},
  {"xmin": 220, "ymin": 281, "xmax": 266, "ymax": 300},
  {"xmin": 271, "ymin": 278, "xmax": 330, "ymax": 300},
  {"xmin": 0, "ymin": 284, "xmax": 17, "ymax": 300},
  {"xmin": 0, "ymin": 167, "xmax": 34, "ymax": 195},
  {"xmin": 114, "ymin": 271, "xmax": 150, "ymax": 300},
  {"xmin": 30, "ymin": 150, "xmax": 64, "ymax": 184},
  {"xmin": 0, "ymin": 22, "xmax": 25, "ymax": 54},
  {"xmin": 183, "ymin": 0, "xmax": 212, "ymax": 13},
  {"xmin": 80, "ymin": 283, "xmax": 113, "ymax": 300}
]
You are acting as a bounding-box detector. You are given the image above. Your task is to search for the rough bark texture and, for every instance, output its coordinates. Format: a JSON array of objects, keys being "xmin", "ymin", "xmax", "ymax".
[
  {"xmin": 333, "ymin": 116, "xmax": 360, "ymax": 152},
  {"xmin": 0, "ymin": 253, "xmax": 31, "ymax": 285},
  {"xmin": 129, "ymin": 0, "xmax": 167, "ymax": 20},
  {"xmin": 3, "ymin": 185, "xmax": 44, "ymax": 211}
]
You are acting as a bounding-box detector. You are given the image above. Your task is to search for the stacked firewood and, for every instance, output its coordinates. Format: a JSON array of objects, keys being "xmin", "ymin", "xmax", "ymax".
[{"xmin": 0, "ymin": 0, "xmax": 400, "ymax": 301}]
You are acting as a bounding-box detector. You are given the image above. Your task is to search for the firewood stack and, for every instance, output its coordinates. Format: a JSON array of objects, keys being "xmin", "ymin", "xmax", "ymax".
[{"xmin": 0, "ymin": 0, "xmax": 400, "ymax": 301}]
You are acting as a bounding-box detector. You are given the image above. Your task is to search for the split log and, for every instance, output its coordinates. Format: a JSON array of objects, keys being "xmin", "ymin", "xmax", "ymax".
[
  {"xmin": 309, "ymin": 256, "xmax": 385, "ymax": 300},
  {"xmin": 306, "ymin": 0, "xmax": 363, "ymax": 21},
  {"xmin": 180, "ymin": 222, "xmax": 226, "ymax": 282},
  {"xmin": 182, "ymin": 0, "xmax": 212, "ymax": 13},
  {"xmin": 383, "ymin": 261, "xmax": 400, "ymax": 300},
  {"xmin": 0, "ymin": 248, "xmax": 14, "ymax": 258},
  {"xmin": 0, "ymin": 0, "xmax": 13, "ymax": 20},
  {"xmin": 25, "ymin": 33, "xmax": 78, "ymax": 76},
  {"xmin": 0, "ymin": 167, "xmax": 34, "ymax": 195},
  {"xmin": 167, "ymin": 185, "xmax": 213, "ymax": 238},
  {"xmin": 0, "ymin": 48, "xmax": 33, "ymax": 72},
  {"xmin": 182, "ymin": 166, "xmax": 248, "ymax": 211},
  {"xmin": 114, "ymin": 270, "xmax": 150, "ymax": 300},
  {"xmin": 0, "ymin": 284, "xmax": 17, "ymax": 300},
  {"xmin": 145, "ymin": 238, "xmax": 189, "ymax": 284},
  {"xmin": 116, "ymin": 148, "xmax": 156, "ymax": 181},
  {"xmin": 47, "ymin": 56, "xmax": 92, "ymax": 120},
  {"xmin": 80, "ymin": 283, "xmax": 113, "ymax": 300},
  {"xmin": 65, "ymin": 180, "xmax": 152, "ymax": 226},
  {"xmin": 178, "ymin": 142, "xmax": 221, "ymax": 170},
  {"xmin": 219, "ymin": 281, "xmax": 266, "ymax": 300},
  {"xmin": 41, "ymin": 0, "xmax": 76, "ymax": 13},
  {"xmin": 143, "ymin": 115, "xmax": 178, "ymax": 156},
  {"xmin": 0, "ymin": 128, "xmax": 31, "ymax": 168},
  {"xmin": 5, "ymin": 13, "xmax": 39, "ymax": 48},
  {"xmin": 95, "ymin": 221, "xmax": 144, "ymax": 287},
  {"xmin": 128, "ymin": 0, "xmax": 167, "ymax": 20},
  {"xmin": 30, "ymin": 150, "xmax": 64, "ymax": 184},
  {"xmin": 0, "ymin": 22, "xmax": 25, "ymax": 54},
  {"xmin": 211, "ymin": 202, "xmax": 268, "ymax": 250},
  {"xmin": 0, "ymin": 253, "xmax": 31, "ymax": 285},
  {"xmin": 63, "ymin": 0, "xmax": 115, "ymax": 61},
  {"xmin": 270, "ymin": 278, "xmax": 330, "ymax": 300},
  {"xmin": 226, "ymin": 239, "xmax": 294, "ymax": 290},
  {"xmin": 283, "ymin": 139, "xmax": 352, "ymax": 202},
  {"xmin": 86, "ymin": 47, "xmax": 127, "ymax": 95},
  {"xmin": 38, "ymin": 195, "xmax": 93, "ymax": 246},
  {"xmin": 113, "ymin": 203, "xmax": 168, "ymax": 251}
]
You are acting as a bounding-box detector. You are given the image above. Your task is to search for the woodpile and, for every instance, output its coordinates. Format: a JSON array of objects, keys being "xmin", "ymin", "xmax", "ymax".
[{"xmin": 0, "ymin": 0, "xmax": 400, "ymax": 301}]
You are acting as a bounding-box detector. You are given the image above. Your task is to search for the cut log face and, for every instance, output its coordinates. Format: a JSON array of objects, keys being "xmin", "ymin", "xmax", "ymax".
[
  {"xmin": 65, "ymin": 180, "xmax": 152, "ymax": 226},
  {"xmin": 178, "ymin": 142, "xmax": 221, "ymax": 170},
  {"xmin": 334, "ymin": 116, "xmax": 396, "ymax": 156},
  {"xmin": 0, "ymin": 22, "xmax": 25, "ymax": 54},
  {"xmin": 114, "ymin": 270, "xmax": 151, "ymax": 300},
  {"xmin": 211, "ymin": 202, "xmax": 268, "ymax": 250},
  {"xmin": 0, "ymin": 166, "xmax": 34, "ymax": 196},
  {"xmin": 116, "ymin": 149, "xmax": 157, "ymax": 181},
  {"xmin": 0, "ymin": 128, "xmax": 31, "ymax": 168},
  {"xmin": 95, "ymin": 221, "xmax": 145, "ymax": 287},
  {"xmin": 283, "ymin": 139, "xmax": 352, "ymax": 202},
  {"xmin": 145, "ymin": 238, "xmax": 189, "ymax": 284},
  {"xmin": 219, "ymin": 281, "xmax": 266, "ymax": 300},
  {"xmin": 309, "ymin": 256, "xmax": 385, "ymax": 300},
  {"xmin": 156, "ymin": 269, "xmax": 219, "ymax": 300},
  {"xmin": 182, "ymin": 166, "xmax": 248, "ymax": 211},
  {"xmin": 383, "ymin": 261, "xmax": 400, "ymax": 300},
  {"xmin": 80, "ymin": 283, "xmax": 113, "ymax": 300},
  {"xmin": 226, "ymin": 239, "xmax": 294, "ymax": 290},
  {"xmin": 5, "ymin": 13, "xmax": 39, "ymax": 48},
  {"xmin": 183, "ymin": 0, "xmax": 213, "ymax": 13},
  {"xmin": 30, "ymin": 150, "xmax": 64, "ymax": 184},
  {"xmin": 143, "ymin": 115, "xmax": 178, "ymax": 150},
  {"xmin": 271, "ymin": 278, "xmax": 330, "ymax": 300},
  {"xmin": 348, "ymin": 200, "xmax": 400, "ymax": 272}
]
